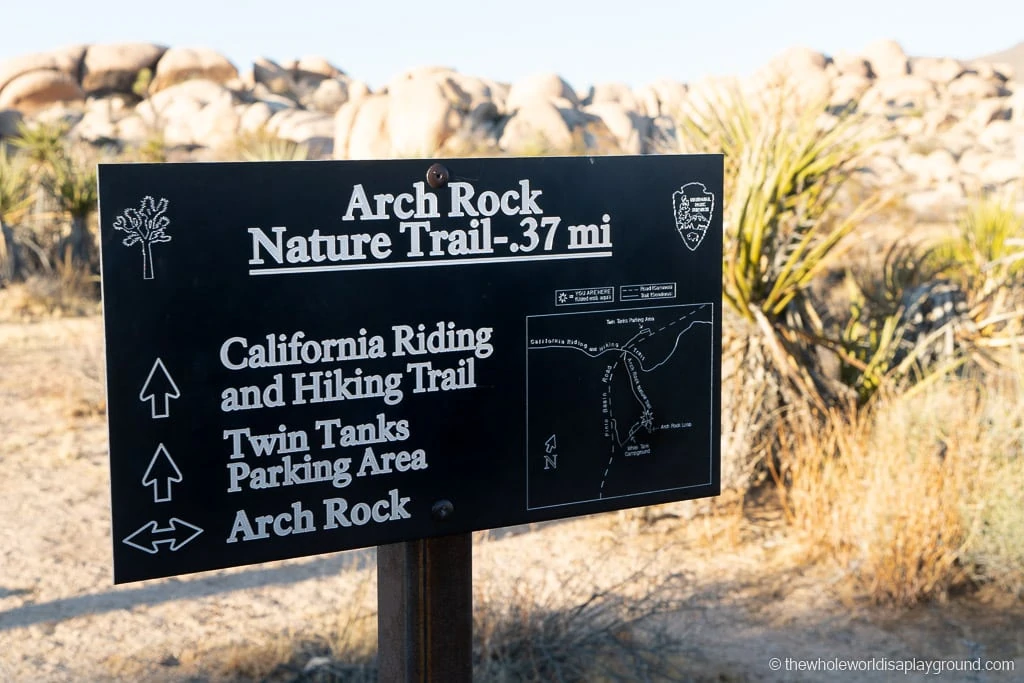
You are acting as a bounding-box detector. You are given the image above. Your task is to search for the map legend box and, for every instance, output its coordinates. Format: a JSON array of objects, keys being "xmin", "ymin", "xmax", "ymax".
[
  {"xmin": 620, "ymin": 283, "xmax": 677, "ymax": 301},
  {"xmin": 555, "ymin": 287, "xmax": 615, "ymax": 306}
]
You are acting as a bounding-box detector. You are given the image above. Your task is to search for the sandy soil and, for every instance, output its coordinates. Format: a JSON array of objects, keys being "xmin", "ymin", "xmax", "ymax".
[{"xmin": 1, "ymin": 317, "xmax": 1022, "ymax": 682}]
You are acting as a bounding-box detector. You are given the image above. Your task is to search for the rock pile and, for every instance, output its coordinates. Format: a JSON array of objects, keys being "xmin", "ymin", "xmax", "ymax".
[
  {"xmin": 0, "ymin": 39, "xmax": 1021, "ymax": 219},
  {"xmin": 0, "ymin": 43, "xmax": 361, "ymax": 156}
]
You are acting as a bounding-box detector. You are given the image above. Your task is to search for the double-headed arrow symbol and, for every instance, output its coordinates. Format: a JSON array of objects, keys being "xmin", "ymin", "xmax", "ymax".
[
  {"xmin": 140, "ymin": 358, "xmax": 179, "ymax": 419},
  {"xmin": 142, "ymin": 444, "xmax": 182, "ymax": 503},
  {"xmin": 123, "ymin": 518, "xmax": 203, "ymax": 554}
]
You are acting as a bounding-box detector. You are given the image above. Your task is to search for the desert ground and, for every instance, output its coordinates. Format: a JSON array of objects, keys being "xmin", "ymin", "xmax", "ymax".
[{"xmin": 2, "ymin": 316, "xmax": 1022, "ymax": 681}]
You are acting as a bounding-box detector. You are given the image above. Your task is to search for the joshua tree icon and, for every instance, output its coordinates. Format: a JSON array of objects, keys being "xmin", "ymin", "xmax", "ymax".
[{"xmin": 113, "ymin": 196, "xmax": 171, "ymax": 280}]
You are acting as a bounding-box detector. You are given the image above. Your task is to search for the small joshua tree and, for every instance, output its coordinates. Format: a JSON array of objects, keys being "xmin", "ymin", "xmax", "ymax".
[
  {"xmin": 44, "ymin": 146, "xmax": 98, "ymax": 266},
  {"xmin": 14, "ymin": 121, "xmax": 99, "ymax": 268},
  {"xmin": 113, "ymin": 196, "xmax": 171, "ymax": 280}
]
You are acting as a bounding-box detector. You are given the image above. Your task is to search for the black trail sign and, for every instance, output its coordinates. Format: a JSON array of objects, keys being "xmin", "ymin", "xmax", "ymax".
[{"xmin": 99, "ymin": 154, "xmax": 723, "ymax": 583}]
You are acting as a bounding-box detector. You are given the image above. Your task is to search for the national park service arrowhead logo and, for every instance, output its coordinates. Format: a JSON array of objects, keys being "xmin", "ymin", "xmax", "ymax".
[{"xmin": 672, "ymin": 183, "xmax": 715, "ymax": 251}]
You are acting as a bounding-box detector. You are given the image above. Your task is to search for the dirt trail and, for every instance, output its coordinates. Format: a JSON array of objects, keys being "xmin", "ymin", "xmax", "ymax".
[{"xmin": 1, "ymin": 318, "xmax": 1022, "ymax": 682}]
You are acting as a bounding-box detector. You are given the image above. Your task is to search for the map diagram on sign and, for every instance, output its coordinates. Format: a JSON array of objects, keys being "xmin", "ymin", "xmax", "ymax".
[{"xmin": 526, "ymin": 303, "xmax": 714, "ymax": 510}]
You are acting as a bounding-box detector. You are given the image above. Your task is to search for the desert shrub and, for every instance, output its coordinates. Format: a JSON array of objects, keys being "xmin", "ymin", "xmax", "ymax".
[
  {"xmin": 771, "ymin": 195, "xmax": 1024, "ymax": 604},
  {"xmin": 837, "ymin": 241, "xmax": 962, "ymax": 405},
  {"xmin": 837, "ymin": 196, "xmax": 1024, "ymax": 407},
  {"xmin": 229, "ymin": 128, "xmax": 313, "ymax": 162},
  {"xmin": 215, "ymin": 627, "xmax": 376, "ymax": 683},
  {"xmin": 930, "ymin": 195, "xmax": 1024, "ymax": 348},
  {"xmin": 109, "ymin": 570, "xmax": 381, "ymax": 683},
  {"xmin": 0, "ymin": 262, "xmax": 100, "ymax": 322},
  {"xmin": 196, "ymin": 556, "xmax": 686, "ymax": 683},
  {"xmin": 40, "ymin": 142, "xmax": 99, "ymax": 266},
  {"xmin": 677, "ymin": 89, "xmax": 884, "ymax": 488},
  {"xmin": 57, "ymin": 310, "xmax": 106, "ymax": 417},
  {"xmin": 776, "ymin": 368, "xmax": 1024, "ymax": 605},
  {"xmin": 473, "ymin": 566, "xmax": 686, "ymax": 682},
  {"xmin": 934, "ymin": 194, "xmax": 1024, "ymax": 286},
  {"xmin": 0, "ymin": 143, "xmax": 33, "ymax": 283},
  {"xmin": 12, "ymin": 121, "xmax": 102, "ymax": 273},
  {"xmin": 120, "ymin": 131, "xmax": 168, "ymax": 163},
  {"xmin": 12, "ymin": 119, "xmax": 67, "ymax": 165},
  {"xmin": 1, "ymin": 133, "xmax": 104, "ymax": 317}
]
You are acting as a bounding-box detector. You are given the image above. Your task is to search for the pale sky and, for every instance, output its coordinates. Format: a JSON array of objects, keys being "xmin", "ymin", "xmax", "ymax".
[{"xmin": 1, "ymin": 0, "xmax": 1021, "ymax": 89}]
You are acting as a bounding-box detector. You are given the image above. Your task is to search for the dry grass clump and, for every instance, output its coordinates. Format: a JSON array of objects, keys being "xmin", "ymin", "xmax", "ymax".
[
  {"xmin": 0, "ymin": 264, "xmax": 100, "ymax": 321},
  {"xmin": 56, "ymin": 319, "xmax": 106, "ymax": 420},
  {"xmin": 195, "ymin": 549, "xmax": 688, "ymax": 683},
  {"xmin": 775, "ymin": 368, "xmax": 1024, "ymax": 606},
  {"xmin": 211, "ymin": 622, "xmax": 377, "ymax": 683},
  {"xmin": 216, "ymin": 575, "xmax": 377, "ymax": 682},
  {"xmin": 473, "ymin": 562, "xmax": 687, "ymax": 682},
  {"xmin": 105, "ymin": 573, "xmax": 381, "ymax": 683}
]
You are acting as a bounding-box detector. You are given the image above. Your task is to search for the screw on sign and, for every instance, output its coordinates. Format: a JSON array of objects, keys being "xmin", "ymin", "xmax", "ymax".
[{"xmin": 426, "ymin": 163, "xmax": 449, "ymax": 188}]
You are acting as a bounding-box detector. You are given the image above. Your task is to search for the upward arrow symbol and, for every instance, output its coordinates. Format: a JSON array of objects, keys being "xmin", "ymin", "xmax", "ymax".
[
  {"xmin": 142, "ymin": 444, "xmax": 182, "ymax": 503},
  {"xmin": 139, "ymin": 358, "xmax": 180, "ymax": 419}
]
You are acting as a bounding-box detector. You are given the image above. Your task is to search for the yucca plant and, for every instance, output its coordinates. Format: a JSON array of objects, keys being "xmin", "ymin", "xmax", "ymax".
[
  {"xmin": 679, "ymin": 91, "xmax": 883, "ymax": 409},
  {"xmin": 41, "ymin": 144, "xmax": 99, "ymax": 267},
  {"xmin": 927, "ymin": 196, "xmax": 1024, "ymax": 355},
  {"xmin": 125, "ymin": 132, "xmax": 168, "ymax": 163},
  {"xmin": 839, "ymin": 285, "xmax": 905, "ymax": 405},
  {"xmin": 12, "ymin": 120, "xmax": 66, "ymax": 253},
  {"xmin": 840, "ymin": 280, "xmax": 966, "ymax": 406},
  {"xmin": 835, "ymin": 242, "xmax": 962, "ymax": 405},
  {"xmin": 835, "ymin": 197, "xmax": 1024, "ymax": 408},
  {"xmin": 936, "ymin": 195, "xmax": 1024, "ymax": 286},
  {"xmin": 13, "ymin": 121, "xmax": 100, "ymax": 268},
  {"xmin": 0, "ymin": 145, "xmax": 33, "ymax": 282},
  {"xmin": 13, "ymin": 120, "xmax": 68, "ymax": 166},
  {"xmin": 232, "ymin": 128, "xmax": 312, "ymax": 162},
  {"xmin": 676, "ymin": 90, "xmax": 885, "ymax": 487}
]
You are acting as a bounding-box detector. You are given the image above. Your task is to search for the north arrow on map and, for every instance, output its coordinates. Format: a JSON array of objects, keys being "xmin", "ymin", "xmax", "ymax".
[
  {"xmin": 122, "ymin": 518, "xmax": 203, "ymax": 554},
  {"xmin": 139, "ymin": 358, "xmax": 180, "ymax": 418},
  {"xmin": 142, "ymin": 444, "xmax": 182, "ymax": 503}
]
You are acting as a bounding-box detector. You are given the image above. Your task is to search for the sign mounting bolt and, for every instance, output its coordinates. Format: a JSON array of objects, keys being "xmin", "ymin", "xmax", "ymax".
[
  {"xmin": 431, "ymin": 499, "xmax": 454, "ymax": 521},
  {"xmin": 426, "ymin": 163, "xmax": 449, "ymax": 189}
]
